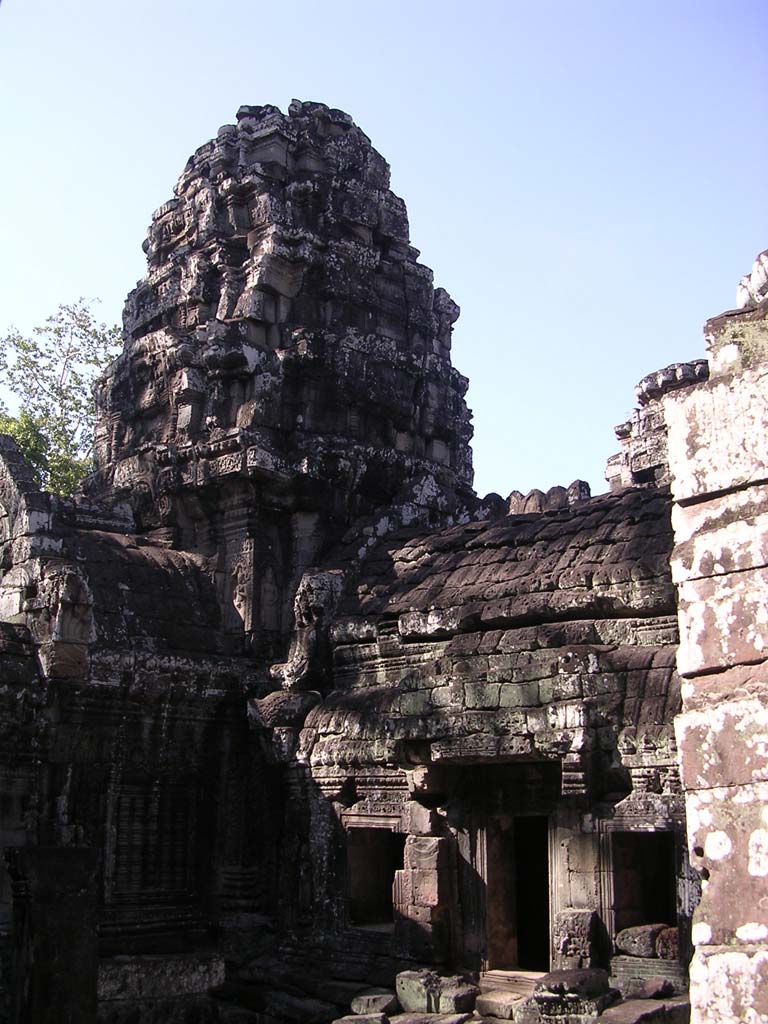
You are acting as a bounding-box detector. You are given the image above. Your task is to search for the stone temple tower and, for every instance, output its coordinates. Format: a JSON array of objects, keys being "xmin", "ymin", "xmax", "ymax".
[{"xmin": 86, "ymin": 100, "xmax": 475, "ymax": 663}]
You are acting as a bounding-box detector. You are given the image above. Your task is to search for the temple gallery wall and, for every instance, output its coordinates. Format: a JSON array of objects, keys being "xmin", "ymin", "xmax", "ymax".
[{"xmin": 0, "ymin": 101, "xmax": 766, "ymax": 1024}]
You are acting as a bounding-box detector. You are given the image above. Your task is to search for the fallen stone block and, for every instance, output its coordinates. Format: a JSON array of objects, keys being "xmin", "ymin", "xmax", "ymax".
[
  {"xmin": 615, "ymin": 976, "xmax": 674, "ymax": 1000},
  {"xmin": 534, "ymin": 968, "xmax": 610, "ymax": 999},
  {"xmin": 395, "ymin": 970, "xmax": 476, "ymax": 1014},
  {"xmin": 351, "ymin": 988, "xmax": 399, "ymax": 1015},
  {"xmin": 475, "ymin": 989, "xmax": 527, "ymax": 1019},
  {"xmin": 396, "ymin": 970, "xmax": 438, "ymax": 1013},
  {"xmin": 552, "ymin": 908, "xmax": 601, "ymax": 969},
  {"xmin": 436, "ymin": 980, "xmax": 478, "ymax": 1014},
  {"xmin": 534, "ymin": 968, "xmax": 617, "ymax": 1018},
  {"xmin": 654, "ymin": 928, "xmax": 678, "ymax": 961},
  {"xmin": 615, "ymin": 925, "xmax": 667, "ymax": 958}
]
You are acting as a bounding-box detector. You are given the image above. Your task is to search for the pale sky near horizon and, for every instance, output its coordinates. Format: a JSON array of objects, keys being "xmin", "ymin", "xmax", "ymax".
[{"xmin": 1, "ymin": 0, "xmax": 766, "ymax": 498}]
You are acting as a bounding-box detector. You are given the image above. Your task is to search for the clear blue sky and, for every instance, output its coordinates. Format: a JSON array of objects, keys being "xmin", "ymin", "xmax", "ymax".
[{"xmin": 1, "ymin": 0, "xmax": 765, "ymax": 497}]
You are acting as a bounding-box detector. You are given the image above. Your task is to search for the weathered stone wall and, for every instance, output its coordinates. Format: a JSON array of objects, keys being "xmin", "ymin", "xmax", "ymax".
[
  {"xmin": 665, "ymin": 264, "xmax": 768, "ymax": 1024},
  {"xmin": 242, "ymin": 485, "xmax": 694, "ymax": 996}
]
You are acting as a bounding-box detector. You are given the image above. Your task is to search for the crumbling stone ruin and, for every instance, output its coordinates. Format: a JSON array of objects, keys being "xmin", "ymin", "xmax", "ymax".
[{"xmin": 0, "ymin": 101, "xmax": 765, "ymax": 1024}]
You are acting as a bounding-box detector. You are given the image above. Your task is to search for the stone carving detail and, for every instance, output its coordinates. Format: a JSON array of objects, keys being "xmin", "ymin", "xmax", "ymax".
[
  {"xmin": 553, "ymin": 909, "xmax": 601, "ymax": 969},
  {"xmin": 605, "ymin": 360, "xmax": 709, "ymax": 492},
  {"xmin": 269, "ymin": 569, "xmax": 345, "ymax": 691}
]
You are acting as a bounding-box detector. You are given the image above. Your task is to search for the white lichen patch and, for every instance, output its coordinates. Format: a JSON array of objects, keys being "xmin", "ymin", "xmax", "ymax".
[
  {"xmin": 736, "ymin": 922, "xmax": 768, "ymax": 942},
  {"xmin": 690, "ymin": 948, "xmax": 768, "ymax": 1024},
  {"xmin": 692, "ymin": 921, "xmax": 712, "ymax": 946},
  {"xmin": 704, "ymin": 830, "xmax": 733, "ymax": 860}
]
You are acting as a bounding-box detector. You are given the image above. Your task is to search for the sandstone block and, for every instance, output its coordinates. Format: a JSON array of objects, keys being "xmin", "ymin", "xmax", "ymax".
[
  {"xmin": 665, "ymin": 367, "xmax": 768, "ymax": 503},
  {"xmin": 552, "ymin": 909, "xmax": 600, "ymax": 969},
  {"xmin": 350, "ymin": 988, "xmax": 399, "ymax": 1015},
  {"xmin": 404, "ymin": 836, "xmax": 445, "ymax": 872},
  {"xmin": 499, "ymin": 681, "xmax": 540, "ymax": 707},
  {"xmin": 395, "ymin": 970, "xmax": 436, "ymax": 1012},
  {"xmin": 475, "ymin": 989, "xmax": 526, "ymax": 1019},
  {"xmin": 394, "ymin": 971, "xmax": 476, "ymax": 1015},
  {"xmin": 436, "ymin": 980, "xmax": 478, "ymax": 1013},
  {"xmin": 615, "ymin": 925, "xmax": 667, "ymax": 958},
  {"xmin": 534, "ymin": 968, "xmax": 609, "ymax": 998},
  {"xmin": 655, "ymin": 927, "xmax": 679, "ymax": 961},
  {"xmin": 615, "ymin": 976, "xmax": 674, "ymax": 1000},
  {"xmin": 677, "ymin": 567, "xmax": 768, "ymax": 676},
  {"xmin": 332, "ymin": 1015, "xmax": 388, "ymax": 1024},
  {"xmin": 412, "ymin": 868, "xmax": 440, "ymax": 907}
]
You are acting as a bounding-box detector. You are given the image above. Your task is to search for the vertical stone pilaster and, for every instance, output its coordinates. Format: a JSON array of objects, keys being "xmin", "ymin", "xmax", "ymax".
[
  {"xmin": 665, "ymin": 288, "xmax": 768, "ymax": 1023},
  {"xmin": 395, "ymin": 835, "xmax": 453, "ymax": 962}
]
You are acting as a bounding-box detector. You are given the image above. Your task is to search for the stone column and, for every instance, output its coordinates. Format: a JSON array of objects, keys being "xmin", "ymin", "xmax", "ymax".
[
  {"xmin": 394, "ymin": 835, "xmax": 453, "ymax": 962},
  {"xmin": 664, "ymin": 294, "xmax": 768, "ymax": 1023},
  {"xmin": 4, "ymin": 847, "xmax": 99, "ymax": 1024}
]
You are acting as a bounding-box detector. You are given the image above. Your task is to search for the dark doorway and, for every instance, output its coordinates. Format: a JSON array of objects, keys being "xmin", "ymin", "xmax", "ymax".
[
  {"xmin": 612, "ymin": 831, "xmax": 676, "ymax": 932},
  {"xmin": 486, "ymin": 815, "xmax": 550, "ymax": 971},
  {"xmin": 514, "ymin": 816, "xmax": 550, "ymax": 970},
  {"xmin": 347, "ymin": 828, "xmax": 405, "ymax": 929}
]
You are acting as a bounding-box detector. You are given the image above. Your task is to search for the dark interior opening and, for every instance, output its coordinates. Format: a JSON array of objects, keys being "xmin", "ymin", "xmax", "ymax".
[
  {"xmin": 514, "ymin": 815, "xmax": 550, "ymax": 970},
  {"xmin": 612, "ymin": 830, "xmax": 676, "ymax": 932},
  {"xmin": 347, "ymin": 828, "xmax": 405, "ymax": 929},
  {"xmin": 486, "ymin": 814, "xmax": 550, "ymax": 972}
]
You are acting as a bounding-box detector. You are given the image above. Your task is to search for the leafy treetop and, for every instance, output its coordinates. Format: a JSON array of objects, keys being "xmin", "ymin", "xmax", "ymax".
[{"xmin": 0, "ymin": 299, "xmax": 122, "ymax": 495}]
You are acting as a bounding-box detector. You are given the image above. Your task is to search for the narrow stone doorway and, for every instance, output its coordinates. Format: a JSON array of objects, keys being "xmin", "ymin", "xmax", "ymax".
[
  {"xmin": 454, "ymin": 763, "xmax": 559, "ymax": 975},
  {"xmin": 515, "ymin": 815, "xmax": 550, "ymax": 969},
  {"xmin": 485, "ymin": 814, "xmax": 550, "ymax": 972}
]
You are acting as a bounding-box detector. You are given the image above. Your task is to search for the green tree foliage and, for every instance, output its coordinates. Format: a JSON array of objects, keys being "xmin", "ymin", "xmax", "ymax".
[{"xmin": 0, "ymin": 299, "xmax": 121, "ymax": 495}]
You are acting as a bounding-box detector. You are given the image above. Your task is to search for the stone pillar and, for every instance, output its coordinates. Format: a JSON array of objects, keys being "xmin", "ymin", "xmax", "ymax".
[
  {"xmin": 4, "ymin": 847, "xmax": 99, "ymax": 1024},
  {"xmin": 664, "ymin": 293, "xmax": 768, "ymax": 1023},
  {"xmin": 394, "ymin": 835, "xmax": 452, "ymax": 962}
]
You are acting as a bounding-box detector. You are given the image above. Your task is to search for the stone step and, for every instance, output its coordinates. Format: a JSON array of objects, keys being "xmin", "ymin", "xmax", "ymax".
[
  {"xmin": 610, "ymin": 956, "xmax": 687, "ymax": 995},
  {"xmin": 478, "ymin": 971, "xmax": 541, "ymax": 998}
]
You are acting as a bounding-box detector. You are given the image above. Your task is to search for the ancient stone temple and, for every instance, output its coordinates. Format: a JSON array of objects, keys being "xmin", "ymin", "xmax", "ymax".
[{"xmin": 0, "ymin": 101, "xmax": 765, "ymax": 1024}]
